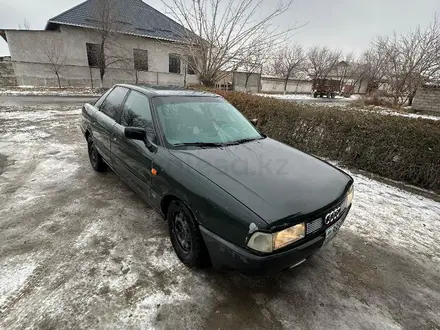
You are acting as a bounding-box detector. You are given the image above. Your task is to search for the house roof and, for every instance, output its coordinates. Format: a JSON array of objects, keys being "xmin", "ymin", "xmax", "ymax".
[{"xmin": 45, "ymin": 0, "xmax": 189, "ymax": 43}]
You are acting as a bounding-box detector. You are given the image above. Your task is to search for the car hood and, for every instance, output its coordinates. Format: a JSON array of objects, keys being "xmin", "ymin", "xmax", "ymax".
[{"xmin": 170, "ymin": 138, "xmax": 352, "ymax": 226}]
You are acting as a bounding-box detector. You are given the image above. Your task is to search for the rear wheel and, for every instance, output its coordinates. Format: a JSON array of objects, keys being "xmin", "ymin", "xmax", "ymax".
[
  {"xmin": 87, "ymin": 136, "xmax": 106, "ymax": 172},
  {"xmin": 167, "ymin": 200, "xmax": 210, "ymax": 268}
]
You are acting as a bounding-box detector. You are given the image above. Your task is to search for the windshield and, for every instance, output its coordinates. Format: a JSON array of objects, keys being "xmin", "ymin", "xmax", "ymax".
[{"xmin": 153, "ymin": 96, "xmax": 262, "ymax": 147}]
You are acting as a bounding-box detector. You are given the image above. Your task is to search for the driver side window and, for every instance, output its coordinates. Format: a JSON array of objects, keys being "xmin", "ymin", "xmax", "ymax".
[{"xmin": 121, "ymin": 90, "xmax": 156, "ymax": 142}]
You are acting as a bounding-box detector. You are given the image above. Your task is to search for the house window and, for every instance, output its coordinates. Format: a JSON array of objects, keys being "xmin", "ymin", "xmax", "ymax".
[
  {"xmin": 133, "ymin": 49, "xmax": 148, "ymax": 71},
  {"xmin": 169, "ymin": 54, "xmax": 181, "ymax": 74},
  {"xmin": 86, "ymin": 43, "xmax": 101, "ymax": 67},
  {"xmin": 187, "ymin": 56, "xmax": 197, "ymax": 75}
]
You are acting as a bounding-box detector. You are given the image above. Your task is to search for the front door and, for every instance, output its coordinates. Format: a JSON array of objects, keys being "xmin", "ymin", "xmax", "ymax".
[
  {"xmin": 92, "ymin": 86, "xmax": 129, "ymax": 166},
  {"xmin": 111, "ymin": 90, "xmax": 157, "ymax": 202}
]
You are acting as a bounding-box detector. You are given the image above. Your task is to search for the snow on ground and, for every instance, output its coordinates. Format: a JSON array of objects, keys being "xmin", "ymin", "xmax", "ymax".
[
  {"xmin": 0, "ymin": 87, "xmax": 101, "ymax": 97},
  {"xmin": 0, "ymin": 99, "xmax": 440, "ymax": 329},
  {"xmin": 346, "ymin": 171, "xmax": 440, "ymax": 263},
  {"xmin": 372, "ymin": 107, "xmax": 440, "ymax": 121},
  {"xmin": 0, "ymin": 254, "xmax": 38, "ymax": 307},
  {"xmin": 256, "ymin": 92, "xmax": 440, "ymax": 121},
  {"xmin": 256, "ymin": 93, "xmax": 316, "ymax": 100},
  {"xmin": 255, "ymin": 93, "xmax": 360, "ymax": 101}
]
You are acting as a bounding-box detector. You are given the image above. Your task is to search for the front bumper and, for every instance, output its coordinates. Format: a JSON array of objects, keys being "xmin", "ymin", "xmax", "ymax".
[
  {"xmin": 200, "ymin": 227, "xmax": 326, "ymax": 276},
  {"xmin": 200, "ymin": 209, "xmax": 349, "ymax": 276}
]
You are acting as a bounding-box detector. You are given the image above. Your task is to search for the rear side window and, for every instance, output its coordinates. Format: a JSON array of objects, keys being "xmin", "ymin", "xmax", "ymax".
[
  {"xmin": 121, "ymin": 90, "xmax": 155, "ymax": 141},
  {"xmin": 100, "ymin": 87, "xmax": 129, "ymax": 120}
]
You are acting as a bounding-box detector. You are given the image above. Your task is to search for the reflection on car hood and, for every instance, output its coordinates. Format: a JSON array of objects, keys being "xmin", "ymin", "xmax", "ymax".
[{"xmin": 170, "ymin": 138, "xmax": 352, "ymax": 226}]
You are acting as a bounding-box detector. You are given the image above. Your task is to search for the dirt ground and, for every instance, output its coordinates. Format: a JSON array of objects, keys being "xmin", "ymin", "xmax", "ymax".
[{"xmin": 0, "ymin": 95, "xmax": 439, "ymax": 330}]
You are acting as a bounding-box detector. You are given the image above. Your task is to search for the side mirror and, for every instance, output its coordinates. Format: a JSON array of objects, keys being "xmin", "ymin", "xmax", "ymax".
[
  {"xmin": 250, "ymin": 118, "xmax": 258, "ymax": 126},
  {"xmin": 125, "ymin": 127, "xmax": 146, "ymax": 141},
  {"xmin": 124, "ymin": 127, "xmax": 156, "ymax": 151}
]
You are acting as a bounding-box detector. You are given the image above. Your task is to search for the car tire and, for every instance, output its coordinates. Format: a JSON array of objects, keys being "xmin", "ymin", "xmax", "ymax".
[
  {"xmin": 87, "ymin": 136, "xmax": 106, "ymax": 172},
  {"xmin": 167, "ymin": 200, "xmax": 210, "ymax": 268}
]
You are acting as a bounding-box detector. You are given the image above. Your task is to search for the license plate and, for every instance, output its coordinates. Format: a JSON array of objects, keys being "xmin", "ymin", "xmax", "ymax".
[{"xmin": 323, "ymin": 218, "xmax": 345, "ymax": 246}]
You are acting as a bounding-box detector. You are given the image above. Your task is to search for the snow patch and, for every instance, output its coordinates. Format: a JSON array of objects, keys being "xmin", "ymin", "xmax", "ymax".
[
  {"xmin": 74, "ymin": 221, "xmax": 104, "ymax": 249},
  {"xmin": 256, "ymin": 93, "xmax": 315, "ymax": 100},
  {"xmin": 344, "ymin": 169, "xmax": 440, "ymax": 263},
  {"xmin": 255, "ymin": 93, "xmax": 359, "ymax": 101},
  {"xmin": 1, "ymin": 131, "xmax": 51, "ymax": 142},
  {"xmin": 0, "ymin": 88, "xmax": 100, "ymax": 97},
  {"xmin": 118, "ymin": 291, "xmax": 190, "ymax": 327},
  {"xmin": 142, "ymin": 237, "xmax": 182, "ymax": 272},
  {"xmin": 0, "ymin": 108, "xmax": 81, "ymax": 122},
  {"xmin": 0, "ymin": 255, "xmax": 38, "ymax": 307},
  {"xmin": 375, "ymin": 109, "xmax": 440, "ymax": 121}
]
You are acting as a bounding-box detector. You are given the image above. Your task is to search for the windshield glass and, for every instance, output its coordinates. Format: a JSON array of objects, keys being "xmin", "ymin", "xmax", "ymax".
[{"xmin": 153, "ymin": 96, "xmax": 262, "ymax": 146}]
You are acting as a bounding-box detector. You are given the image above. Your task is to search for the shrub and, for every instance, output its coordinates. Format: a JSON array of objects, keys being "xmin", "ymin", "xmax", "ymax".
[{"xmin": 216, "ymin": 91, "xmax": 440, "ymax": 193}]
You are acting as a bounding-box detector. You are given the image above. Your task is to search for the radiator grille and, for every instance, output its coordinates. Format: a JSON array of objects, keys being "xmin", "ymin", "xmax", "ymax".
[{"xmin": 307, "ymin": 218, "xmax": 323, "ymax": 235}]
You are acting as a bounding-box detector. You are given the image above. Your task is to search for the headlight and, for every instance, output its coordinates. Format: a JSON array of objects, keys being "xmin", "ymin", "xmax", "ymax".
[
  {"xmin": 273, "ymin": 223, "xmax": 305, "ymax": 250},
  {"xmin": 341, "ymin": 185, "xmax": 354, "ymax": 210},
  {"xmin": 247, "ymin": 232, "xmax": 273, "ymax": 253},
  {"xmin": 247, "ymin": 223, "xmax": 306, "ymax": 253}
]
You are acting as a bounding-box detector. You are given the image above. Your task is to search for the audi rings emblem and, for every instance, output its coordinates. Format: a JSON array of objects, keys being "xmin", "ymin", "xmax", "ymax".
[{"xmin": 324, "ymin": 207, "xmax": 341, "ymax": 225}]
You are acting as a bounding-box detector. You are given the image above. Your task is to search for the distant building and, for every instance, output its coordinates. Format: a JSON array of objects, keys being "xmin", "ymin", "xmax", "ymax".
[{"xmin": 0, "ymin": 0, "xmax": 199, "ymax": 87}]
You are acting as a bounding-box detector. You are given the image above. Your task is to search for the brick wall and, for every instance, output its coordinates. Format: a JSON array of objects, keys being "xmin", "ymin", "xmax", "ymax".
[
  {"xmin": 0, "ymin": 57, "xmax": 17, "ymax": 87},
  {"xmin": 413, "ymin": 87, "xmax": 440, "ymax": 114}
]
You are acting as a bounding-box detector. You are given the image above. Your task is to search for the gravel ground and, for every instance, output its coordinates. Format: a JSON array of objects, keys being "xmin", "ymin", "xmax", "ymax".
[{"xmin": 0, "ymin": 96, "xmax": 439, "ymax": 330}]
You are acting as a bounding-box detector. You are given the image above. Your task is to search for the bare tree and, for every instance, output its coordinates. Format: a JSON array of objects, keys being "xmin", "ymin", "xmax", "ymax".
[
  {"xmin": 360, "ymin": 47, "xmax": 388, "ymax": 94},
  {"xmin": 370, "ymin": 15, "xmax": 440, "ymax": 106},
  {"xmin": 162, "ymin": 0, "xmax": 299, "ymax": 87},
  {"xmin": 240, "ymin": 44, "xmax": 271, "ymax": 90},
  {"xmin": 133, "ymin": 47, "xmax": 149, "ymax": 84},
  {"xmin": 18, "ymin": 19, "xmax": 31, "ymax": 30},
  {"xmin": 271, "ymin": 44, "xmax": 306, "ymax": 93},
  {"xmin": 93, "ymin": 0, "xmax": 131, "ymax": 87},
  {"xmin": 37, "ymin": 37, "xmax": 67, "ymax": 88},
  {"xmin": 334, "ymin": 52, "xmax": 355, "ymax": 92},
  {"xmin": 307, "ymin": 46, "xmax": 342, "ymax": 81}
]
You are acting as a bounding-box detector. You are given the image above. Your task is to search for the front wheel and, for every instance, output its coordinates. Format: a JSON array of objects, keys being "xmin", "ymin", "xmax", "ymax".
[
  {"xmin": 87, "ymin": 136, "xmax": 107, "ymax": 172},
  {"xmin": 167, "ymin": 200, "xmax": 210, "ymax": 268}
]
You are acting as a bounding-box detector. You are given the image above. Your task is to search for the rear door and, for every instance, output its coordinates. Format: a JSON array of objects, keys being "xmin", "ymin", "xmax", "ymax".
[
  {"xmin": 92, "ymin": 86, "xmax": 129, "ymax": 166},
  {"xmin": 111, "ymin": 90, "xmax": 157, "ymax": 202}
]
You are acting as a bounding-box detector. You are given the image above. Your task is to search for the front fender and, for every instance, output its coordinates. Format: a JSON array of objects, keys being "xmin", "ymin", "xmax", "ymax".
[{"xmin": 152, "ymin": 149, "xmax": 268, "ymax": 248}]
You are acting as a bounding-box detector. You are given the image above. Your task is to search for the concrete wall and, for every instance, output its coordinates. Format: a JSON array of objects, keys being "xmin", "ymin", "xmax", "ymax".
[
  {"xmin": 412, "ymin": 86, "xmax": 440, "ymax": 114},
  {"xmin": 346, "ymin": 79, "xmax": 368, "ymax": 94},
  {"xmin": 259, "ymin": 77, "xmax": 368, "ymax": 95},
  {"xmin": 233, "ymin": 72, "xmax": 260, "ymax": 93},
  {"xmin": 261, "ymin": 77, "xmax": 313, "ymax": 94},
  {"xmin": 5, "ymin": 26, "xmax": 199, "ymax": 87},
  {"xmin": 0, "ymin": 57, "xmax": 17, "ymax": 87}
]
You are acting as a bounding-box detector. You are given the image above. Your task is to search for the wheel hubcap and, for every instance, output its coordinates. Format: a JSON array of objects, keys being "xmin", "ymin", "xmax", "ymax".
[{"xmin": 173, "ymin": 212, "xmax": 191, "ymax": 253}]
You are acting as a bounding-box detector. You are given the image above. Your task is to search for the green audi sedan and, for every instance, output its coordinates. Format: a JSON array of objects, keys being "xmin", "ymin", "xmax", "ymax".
[{"xmin": 80, "ymin": 84, "xmax": 354, "ymax": 275}]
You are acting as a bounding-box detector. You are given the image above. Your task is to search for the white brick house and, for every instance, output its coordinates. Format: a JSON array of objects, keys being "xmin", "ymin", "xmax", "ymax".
[{"xmin": 0, "ymin": 0, "xmax": 199, "ymax": 88}]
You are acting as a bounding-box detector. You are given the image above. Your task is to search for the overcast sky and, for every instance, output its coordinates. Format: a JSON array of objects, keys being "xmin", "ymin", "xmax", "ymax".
[{"xmin": 1, "ymin": 0, "xmax": 439, "ymax": 56}]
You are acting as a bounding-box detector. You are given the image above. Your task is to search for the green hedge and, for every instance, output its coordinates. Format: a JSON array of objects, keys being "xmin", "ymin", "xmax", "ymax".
[{"xmin": 216, "ymin": 91, "xmax": 440, "ymax": 193}]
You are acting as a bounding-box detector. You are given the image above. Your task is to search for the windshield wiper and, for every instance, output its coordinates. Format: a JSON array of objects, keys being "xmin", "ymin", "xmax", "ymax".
[
  {"xmin": 225, "ymin": 137, "xmax": 265, "ymax": 145},
  {"xmin": 173, "ymin": 142, "xmax": 226, "ymax": 148}
]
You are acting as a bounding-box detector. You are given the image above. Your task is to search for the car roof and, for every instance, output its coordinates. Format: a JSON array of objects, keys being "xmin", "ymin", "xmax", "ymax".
[{"xmin": 115, "ymin": 84, "xmax": 220, "ymax": 98}]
